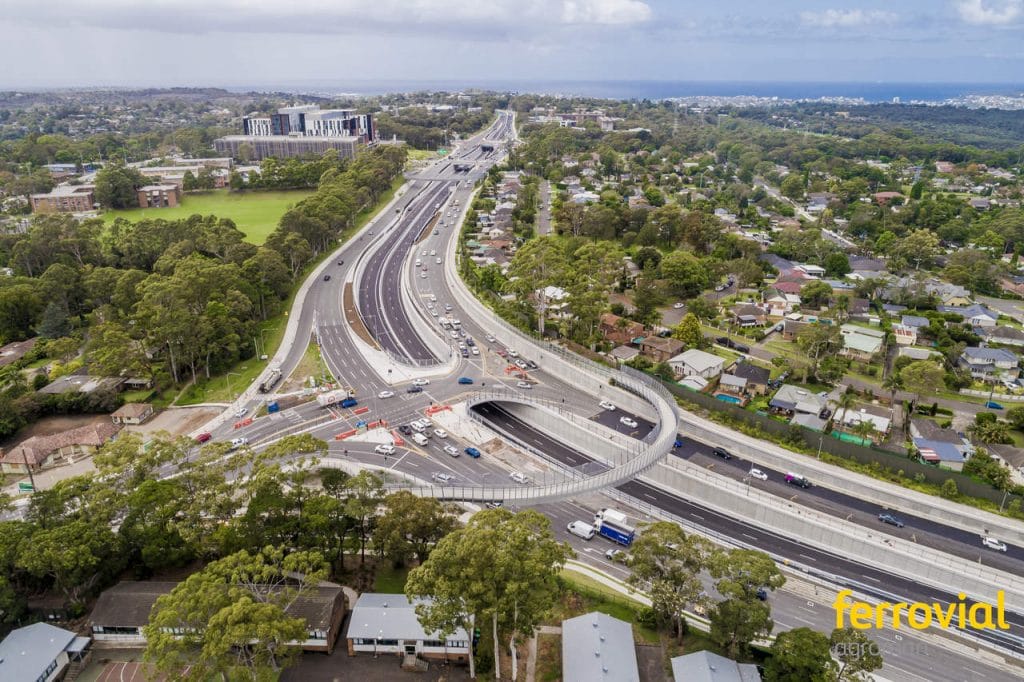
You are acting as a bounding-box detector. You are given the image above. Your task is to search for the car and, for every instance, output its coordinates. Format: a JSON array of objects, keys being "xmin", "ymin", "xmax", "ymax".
[
  {"xmin": 430, "ymin": 310, "xmax": 438, "ymax": 317},
  {"xmin": 985, "ymin": 401, "xmax": 1005, "ymax": 410},
  {"xmin": 485, "ymin": 335, "xmax": 496, "ymax": 343},
  {"xmin": 374, "ymin": 444, "xmax": 396, "ymax": 456},
  {"xmin": 429, "ymin": 294, "xmax": 437, "ymax": 303},
  {"xmin": 234, "ymin": 407, "xmax": 248, "ymax": 418},
  {"xmin": 712, "ymin": 447, "xmax": 732, "ymax": 460},
  {"xmin": 458, "ymin": 342, "xmax": 467, "ymax": 350},
  {"xmin": 458, "ymin": 377, "xmax": 474, "ymax": 385},
  {"xmin": 508, "ymin": 349, "xmax": 519, "ymax": 358},
  {"xmin": 516, "ymin": 381, "xmax": 533, "ymax": 389},
  {"xmin": 672, "ymin": 302, "xmax": 685, "ymax": 309},
  {"xmin": 431, "ymin": 472, "xmax": 455, "ymax": 483},
  {"xmin": 444, "ymin": 304, "xmax": 453, "ymax": 311},
  {"xmin": 420, "ymin": 272, "xmax": 427, "ymax": 279},
  {"xmin": 734, "ymin": 343, "xmax": 750, "ymax": 354},
  {"xmin": 412, "ymin": 378, "xmax": 430, "ymax": 386},
  {"xmin": 195, "ymin": 432, "xmax": 212, "ymax": 444},
  {"xmin": 451, "ymin": 330, "xmax": 460, "ymax": 339},
  {"xmin": 460, "ymin": 348, "xmax": 469, "ymax": 358},
  {"xmin": 337, "ymin": 261, "xmax": 344, "ymax": 266},
  {"xmin": 756, "ymin": 587, "xmax": 769, "ymax": 602},
  {"xmin": 818, "ymin": 408, "xmax": 832, "ymax": 420},
  {"xmin": 430, "ymin": 250, "xmax": 436, "ymax": 256},
  {"xmin": 983, "ymin": 537, "xmax": 1008, "ymax": 552},
  {"xmin": 230, "ymin": 437, "xmax": 248, "ymax": 449},
  {"xmin": 748, "ymin": 468, "xmax": 768, "ymax": 481},
  {"xmin": 443, "ymin": 445, "xmax": 460, "ymax": 457},
  {"xmin": 464, "ymin": 446, "xmax": 482, "ymax": 458},
  {"xmin": 714, "ymin": 283, "xmax": 727, "ymax": 292},
  {"xmin": 515, "ymin": 359, "xmax": 528, "ymax": 370},
  {"xmin": 471, "ymin": 347, "xmax": 480, "ymax": 355},
  {"xmin": 415, "ymin": 258, "xmax": 422, "ymax": 266},
  {"xmin": 605, "ymin": 548, "xmax": 623, "ymax": 560},
  {"xmin": 323, "ymin": 274, "xmax": 331, "ymax": 281},
  {"xmin": 599, "ymin": 400, "xmax": 616, "ymax": 411},
  {"xmin": 377, "ymin": 390, "xmax": 395, "ymax": 399},
  {"xmin": 716, "ymin": 336, "xmax": 730, "ymax": 346},
  {"xmin": 510, "ymin": 471, "xmax": 530, "ymax": 484},
  {"xmin": 674, "ymin": 438, "xmax": 684, "ymax": 448},
  {"xmin": 496, "ymin": 349, "xmax": 508, "ymax": 358},
  {"xmin": 433, "ymin": 428, "xmax": 449, "ymax": 439},
  {"xmin": 398, "ymin": 424, "xmax": 413, "ymax": 435},
  {"xmin": 620, "ymin": 416, "xmax": 639, "ymax": 428},
  {"xmin": 466, "ymin": 337, "xmax": 475, "ymax": 346},
  {"xmin": 433, "ymin": 230, "xmax": 439, "ymax": 235},
  {"xmin": 525, "ymin": 360, "xmax": 538, "ymax": 370},
  {"xmin": 485, "ymin": 500, "xmax": 503, "ymax": 509},
  {"xmin": 436, "ymin": 257, "xmax": 442, "ymax": 264},
  {"xmin": 878, "ymin": 513, "xmax": 904, "ymax": 528},
  {"xmin": 407, "ymin": 386, "xmax": 423, "ymax": 393}
]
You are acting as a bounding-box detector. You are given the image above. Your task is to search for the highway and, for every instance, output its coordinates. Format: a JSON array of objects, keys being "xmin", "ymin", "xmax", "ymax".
[{"xmin": 199, "ymin": 112, "xmax": 1024, "ymax": 678}]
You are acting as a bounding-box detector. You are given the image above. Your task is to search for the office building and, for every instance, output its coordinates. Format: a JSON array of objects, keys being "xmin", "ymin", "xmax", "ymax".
[
  {"xmin": 242, "ymin": 104, "xmax": 374, "ymax": 143},
  {"xmin": 214, "ymin": 135, "xmax": 362, "ymax": 161}
]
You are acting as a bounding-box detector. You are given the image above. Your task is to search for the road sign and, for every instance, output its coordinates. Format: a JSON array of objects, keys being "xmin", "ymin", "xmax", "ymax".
[{"xmin": 18, "ymin": 482, "xmax": 33, "ymax": 492}]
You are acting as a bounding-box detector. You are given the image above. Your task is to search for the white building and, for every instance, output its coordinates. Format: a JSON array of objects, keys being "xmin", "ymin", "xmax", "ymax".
[
  {"xmin": 669, "ymin": 349, "xmax": 725, "ymax": 379},
  {"xmin": 346, "ymin": 593, "xmax": 471, "ymax": 663},
  {"xmin": 0, "ymin": 623, "xmax": 91, "ymax": 682}
]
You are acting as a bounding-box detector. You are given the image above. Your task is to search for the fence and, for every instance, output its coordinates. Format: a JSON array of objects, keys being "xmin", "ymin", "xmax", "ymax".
[{"xmin": 667, "ymin": 380, "xmax": 1024, "ymax": 509}]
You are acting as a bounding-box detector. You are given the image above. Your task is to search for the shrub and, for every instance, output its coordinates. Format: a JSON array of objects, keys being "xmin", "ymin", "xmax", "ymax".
[{"xmin": 940, "ymin": 479, "xmax": 959, "ymax": 499}]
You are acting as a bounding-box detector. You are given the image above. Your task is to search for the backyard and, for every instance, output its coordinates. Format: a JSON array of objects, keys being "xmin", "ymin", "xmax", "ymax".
[{"xmin": 102, "ymin": 189, "xmax": 314, "ymax": 244}]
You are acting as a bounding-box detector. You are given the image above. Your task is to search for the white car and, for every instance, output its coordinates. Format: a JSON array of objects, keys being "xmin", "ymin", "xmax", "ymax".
[
  {"xmin": 983, "ymin": 537, "xmax": 1008, "ymax": 552},
  {"xmin": 377, "ymin": 390, "xmax": 395, "ymax": 399},
  {"xmin": 672, "ymin": 302, "xmax": 685, "ymax": 309},
  {"xmin": 413, "ymin": 378, "xmax": 430, "ymax": 386},
  {"xmin": 429, "ymin": 294, "xmax": 437, "ymax": 302},
  {"xmin": 230, "ymin": 437, "xmax": 248, "ymax": 449},
  {"xmin": 508, "ymin": 349, "xmax": 519, "ymax": 358},
  {"xmin": 510, "ymin": 471, "xmax": 530, "ymax": 484},
  {"xmin": 748, "ymin": 468, "xmax": 768, "ymax": 481},
  {"xmin": 450, "ymin": 330, "xmax": 460, "ymax": 339},
  {"xmin": 432, "ymin": 472, "xmax": 455, "ymax": 483},
  {"xmin": 374, "ymin": 444, "xmax": 396, "ymax": 456},
  {"xmin": 443, "ymin": 445, "xmax": 460, "ymax": 457},
  {"xmin": 430, "ymin": 249, "xmax": 437, "ymax": 256},
  {"xmin": 471, "ymin": 347, "xmax": 480, "ymax": 356},
  {"xmin": 435, "ymin": 257, "xmax": 442, "ymax": 264},
  {"xmin": 415, "ymin": 258, "xmax": 422, "ymax": 266},
  {"xmin": 234, "ymin": 407, "xmax": 248, "ymax": 418},
  {"xmin": 433, "ymin": 428, "xmax": 449, "ymax": 439},
  {"xmin": 485, "ymin": 334, "xmax": 496, "ymax": 343},
  {"xmin": 420, "ymin": 272, "xmax": 427, "ymax": 279},
  {"xmin": 516, "ymin": 381, "xmax": 533, "ymax": 389},
  {"xmin": 421, "ymin": 250, "xmax": 428, "ymax": 256},
  {"xmin": 619, "ymin": 416, "xmax": 639, "ymax": 429},
  {"xmin": 599, "ymin": 400, "xmax": 616, "ymax": 411},
  {"xmin": 430, "ymin": 310, "xmax": 438, "ymax": 317},
  {"xmin": 444, "ymin": 304, "xmax": 453, "ymax": 312}
]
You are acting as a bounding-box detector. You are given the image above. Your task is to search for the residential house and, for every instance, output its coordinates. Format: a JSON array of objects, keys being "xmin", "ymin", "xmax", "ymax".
[
  {"xmin": 837, "ymin": 407, "xmax": 891, "ymax": 439},
  {"xmin": 848, "ymin": 256, "xmax": 887, "ymax": 277},
  {"xmin": 731, "ymin": 304, "xmax": 767, "ymax": 327},
  {"xmin": 537, "ymin": 286, "xmax": 571, "ymax": 320},
  {"xmin": 899, "ymin": 346, "xmax": 943, "ymax": 361},
  {"xmin": 770, "ymin": 384, "xmax": 830, "ymax": 417},
  {"xmin": 894, "ymin": 315, "xmax": 929, "ymax": 346},
  {"xmin": 926, "ymin": 282, "xmax": 972, "ymax": 307},
  {"xmin": 91, "ymin": 580, "xmax": 347, "ymax": 653},
  {"xmin": 609, "ymin": 345, "xmax": 641, "ymax": 363},
  {"xmin": 731, "ymin": 362, "xmax": 771, "ymax": 396},
  {"xmin": 839, "ymin": 324, "xmax": 884, "ymax": 361},
  {"xmin": 0, "ymin": 421, "xmax": 120, "ymax": 475},
  {"xmin": 599, "ymin": 313, "xmax": 645, "ymax": 346},
  {"xmin": 669, "ymin": 349, "xmax": 725, "ymax": 380},
  {"xmin": 563, "ymin": 612, "xmax": 639, "ymax": 682},
  {"xmin": 671, "ymin": 650, "xmax": 762, "ymax": 682},
  {"xmin": 765, "ymin": 288, "xmax": 800, "ymax": 317},
  {"xmin": 1000, "ymin": 275, "xmax": 1024, "ymax": 297},
  {"xmin": 976, "ymin": 325, "xmax": 1024, "ymax": 348},
  {"xmin": 936, "ymin": 161, "xmax": 956, "ymax": 173},
  {"xmin": 937, "ymin": 303, "xmax": 998, "ymax": 327},
  {"xmin": 970, "ymin": 197, "xmax": 991, "ymax": 211},
  {"xmin": 872, "ymin": 191, "xmax": 905, "ymax": 205},
  {"xmin": 346, "ymin": 593, "xmax": 470, "ymax": 663},
  {"xmin": 718, "ymin": 374, "xmax": 747, "ymax": 396},
  {"xmin": 795, "ymin": 263, "xmax": 826, "ymax": 279},
  {"xmin": 806, "ymin": 192, "xmax": 834, "ymax": 213},
  {"xmin": 846, "ymin": 297, "xmax": 872, "ymax": 322},
  {"xmin": 37, "ymin": 374, "xmax": 125, "ymax": 394},
  {"xmin": 782, "ymin": 318, "xmax": 808, "ymax": 341},
  {"xmin": 958, "ymin": 347, "xmax": 1020, "ymax": 380},
  {"xmin": 110, "ymin": 403, "xmax": 155, "ymax": 425},
  {"xmin": 679, "ymin": 375, "xmax": 710, "ymax": 392},
  {"xmin": 0, "ymin": 622, "xmax": 91, "ymax": 682},
  {"xmin": 639, "ymin": 337, "xmax": 684, "ymax": 363},
  {"xmin": 0, "ymin": 337, "xmax": 37, "ymax": 367}
]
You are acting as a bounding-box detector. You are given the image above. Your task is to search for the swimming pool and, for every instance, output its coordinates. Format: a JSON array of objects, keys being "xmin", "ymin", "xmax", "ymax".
[{"xmin": 717, "ymin": 394, "xmax": 742, "ymax": 404}]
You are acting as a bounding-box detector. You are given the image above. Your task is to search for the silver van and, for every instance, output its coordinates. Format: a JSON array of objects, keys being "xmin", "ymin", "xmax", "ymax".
[
  {"xmin": 567, "ymin": 521, "xmax": 595, "ymax": 540},
  {"xmin": 410, "ymin": 433, "xmax": 429, "ymax": 446}
]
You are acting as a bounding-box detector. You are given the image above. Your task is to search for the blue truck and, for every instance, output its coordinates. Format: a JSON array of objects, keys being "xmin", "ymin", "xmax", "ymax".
[{"xmin": 593, "ymin": 508, "xmax": 635, "ymax": 546}]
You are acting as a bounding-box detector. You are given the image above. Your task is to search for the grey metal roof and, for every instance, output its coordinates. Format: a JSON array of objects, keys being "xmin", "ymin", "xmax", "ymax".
[
  {"xmin": 670, "ymin": 650, "xmax": 762, "ymax": 682},
  {"xmin": 347, "ymin": 593, "xmax": 469, "ymax": 642},
  {"xmin": 0, "ymin": 622, "xmax": 77, "ymax": 682},
  {"xmin": 562, "ymin": 612, "xmax": 639, "ymax": 682}
]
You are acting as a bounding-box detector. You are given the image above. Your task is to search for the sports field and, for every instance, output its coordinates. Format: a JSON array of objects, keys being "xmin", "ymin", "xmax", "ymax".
[{"xmin": 102, "ymin": 189, "xmax": 313, "ymax": 244}]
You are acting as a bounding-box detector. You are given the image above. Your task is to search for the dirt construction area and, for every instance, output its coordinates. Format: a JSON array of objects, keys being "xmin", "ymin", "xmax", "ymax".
[{"xmin": 122, "ymin": 406, "xmax": 220, "ymax": 439}]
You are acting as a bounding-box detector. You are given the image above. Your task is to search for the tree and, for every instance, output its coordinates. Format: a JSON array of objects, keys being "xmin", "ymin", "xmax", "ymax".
[
  {"xmin": 800, "ymin": 280, "xmax": 833, "ymax": 309},
  {"xmin": 374, "ymin": 492, "xmax": 458, "ymax": 567},
  {"xmin": 686, "ymin": 295, "xmax": 717, "ymax": 321},
  {"xmin": 144, "ymin": 546, "xmax": 326, "ymax": 681},
  {"xmin": 37, "ymin": 301, "xmax": 71, "ymax": 339},
  {"xmin": 506, "ymin": 238, "xmax": 567, "ymax": 335},
  {"xmin": 780, "ymin": 174, "xmax": 805, "ymax": 200},
  {"xmin": 830, "ymin": 627, "xmax": 884, "ymax": 681},
  {"xmin": 968, "ymin": 419, "xmax": 1014, "ymax": 445},
  {"xmin": 899, "ymin": 361, "xmax": 945, "ymax": 401},
  {"xmin": 709, "ymin": 597, "xmax": 772, "ymax": 658},
  {"xmin": 673, "ymin": 313, "xmax": 706, "ymax": 349},
  {"xmin": 406, "ymin": 509, "xmax": 571, "ymax": 680},
  {"xmin": 632, "ymin": 265, "xmax": 664, "ymax": 327},
  {"xmin": 889, "ymin": 230, "xmax": 940, "ymax": 270},
  {"xmin": 17, "ymin": 520, "xmax": 123, "ymax": 608},
  {"xmin": 661, "ymin": 251, "xmax": 709, "ymax": 298},
  {"xmin": 824, "ymin": 252, "xmax": 851, "ymax": 278},
  {"xmin": 709, "ymin": 548, "xmax": 786, "ymax": 602},
  {"xmin": 95, "ymin": 162, "xmax": 146, "ymax": 209},
  {"xmin": 343, "ymin": 471, "xmax": 383, "ymax": 565},
  {"xmin": 626, "ymin": 521, "xmax": 711, "ymax": 642},
  {"xmin": 764, "ymin": 627, "xmax": 838, "ymax": 682},
  {"xmin": 940, "ymin": 478, "xmax": 959, "ymax": 499},
  {"xmin": 796, "ymin": 324, "xmax": 841, "ymax": 383}
]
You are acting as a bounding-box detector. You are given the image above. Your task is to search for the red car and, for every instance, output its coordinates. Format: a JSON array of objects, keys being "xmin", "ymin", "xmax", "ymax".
[
  {"xmin": 195, "ymin": 432, "xmax": 212, "ymax": 444},
  {"xmin": 496, "ymin": 349, "xmax": 508, "ymax": 358}
]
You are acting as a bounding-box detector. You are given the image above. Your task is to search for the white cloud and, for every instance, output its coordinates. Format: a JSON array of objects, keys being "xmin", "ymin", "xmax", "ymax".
[
  {"xmin": 955, "ymin": 0, "xmax": 1023, "ymax": 25},
  {"xmin": 3, "ymin": 0, "xmax": 652, "ymax": 34},
  {"xmin": 800, "ymin": 9, "xmax": 899, "ymax": 28}
]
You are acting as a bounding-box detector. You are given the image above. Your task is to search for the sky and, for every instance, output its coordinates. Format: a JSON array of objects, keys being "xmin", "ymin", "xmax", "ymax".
[{"xmin": 2, "ymin": 0, "xmax": 1024, "ymax": 88}]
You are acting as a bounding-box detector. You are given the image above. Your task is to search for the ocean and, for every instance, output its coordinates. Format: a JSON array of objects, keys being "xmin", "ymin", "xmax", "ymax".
[{"xmin": 228, "ymin": 80, "xmax": 1024, "ymax": 103}]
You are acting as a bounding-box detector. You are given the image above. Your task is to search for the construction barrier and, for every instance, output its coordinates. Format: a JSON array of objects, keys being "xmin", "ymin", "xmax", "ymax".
[
  {"xmin": 233, "ymin": 418, "xmax": 254, "ymax": 429},
  {"xmin": 334, "ymin": 429, "xmax": 358, "ymax": 440},
  {"xmin": 425, "ymin": 405, "xmax": 452, "ymax": 416},
  {"xmin": 353, "ymin": 407, "xmax": 370, "ymax": 415},
  {"xmin": 391, "ymin": 430, "xmax": 405, "ymax": 446}
]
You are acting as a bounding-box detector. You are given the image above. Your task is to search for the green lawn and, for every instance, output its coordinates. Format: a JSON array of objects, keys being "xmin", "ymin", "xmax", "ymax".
[
  {"xmin": 102, "ymin": 189, "xmax": 314, "ymax": 244},
  {"xmin": 373, "ymin": 565, "xmax": 410, "ymax": 593}
]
